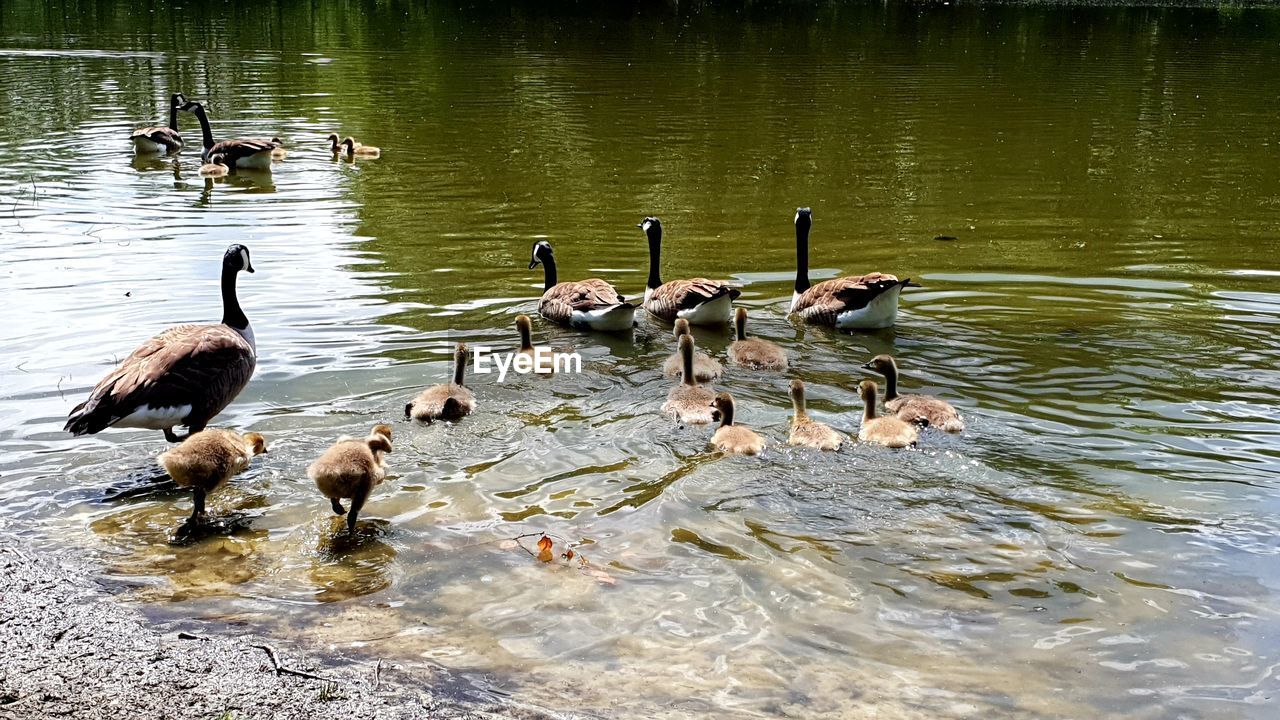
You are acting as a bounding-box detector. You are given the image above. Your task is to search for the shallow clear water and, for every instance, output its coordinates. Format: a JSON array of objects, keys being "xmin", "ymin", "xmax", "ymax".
[{"xmin": 2, "ymin": 1, "xmax": 1279, "ymax": 717}]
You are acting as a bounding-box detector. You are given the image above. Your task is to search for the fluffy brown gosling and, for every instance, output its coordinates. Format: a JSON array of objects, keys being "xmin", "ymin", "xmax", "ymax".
[
  {"xmin": 342, "ymin": 136, "xmax": 381, "ymax": 158},
  {"xmin": 157, "ymin": 429, "xmax": 267, "ymax": 521},
  {"xmin": 710, "ymin": 392, "xmax": 766, "ymax": 456},
  {"xmin": 308, "ymin": 424, "xmax": 393, "ymax": 532},
  {"xmin": 326, "ymin": 133, "xmax": 341, "ymax": 154},
  {"xmin": 862, "ymin": 354, "xmax": 964, "ymax": 433},
  {"xmin": 662, "ymin": 318, "xmax": 723, "ymax": 382},
  {"xmin": 727, "ymin": 308, "xmax": 787, "ymax": 371},
  {"xmin": 787, "ymin": 380, "xmax": 844, "ymax": 451},
  {"xmin": 857, "ymin": 380, "xmax": 918, "ymax": 448},
  {"xmin": 198, "ymin": 153, "xmax": 229, "ymax": 177},
  {"xmin": 406, "ymin": 343, "xmax": 475, "ymax": 423},
  {"xmin": 515, "ymin": 314, "xmax": 553, "ymax": 375},
  {"xmin": 269, "ymin": 137, "xmax": 286, "ymax": 160},
  {"xmin": 661, "ymin": 334, "xmax": 717, "ymax": 425}
]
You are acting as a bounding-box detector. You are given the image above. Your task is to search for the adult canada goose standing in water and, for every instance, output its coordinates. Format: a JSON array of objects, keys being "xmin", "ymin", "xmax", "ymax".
[
  {"xmin": 528, "ymin": 240, "xmax": 636, "ymax": 331},
  {"xmin": 787, "ymin": 380, "xmax": 843, "ymax": 451},
  {"xmin": 65, "ymin": 245, "xmax": 257, "ymax": 443},
  {"xmin": 662, "ymin": 318, "xmax": 722, "ymax": 382},
  {"xmin": 406, "ymin": 343, "xmax": 475, "ymax": 423},
  {"xmin": 862, "ymin": 354, "xmax": 965, "ymax": 432},
  {"xmin": 709, "ymin": 393, "xmax": 766, "ymax": 456},
  {"xmin": 856, "ymin": 380, "xmax": 919, "ymax": 448},
  {"xmin": 130, "ymin": 92, "xmax": 187, "ymax": 155},
  {"xmin": 727, "ymin": 307, "xmax": 788, "ymax": 370},
  {"xmin": 638, "ymin": 216, "xmax": 740, "ymax": 325},
  {"xmin": 181, "ymin": 100, "xmax": 279, "ymax": 170},
  {"xmin": 309, "ymin": 424, "xmax": 393, "ymax": 532},
  {"xmin": 158, "ymin": 429, "xmax": 267, "ymax": 522},
  {"xmin": 661, "ymin": 335, "xmax": 717, "ymax": 425},
  {"xmin": 789, "ymin": 208, "xmax": 918, "ymax": 330}
]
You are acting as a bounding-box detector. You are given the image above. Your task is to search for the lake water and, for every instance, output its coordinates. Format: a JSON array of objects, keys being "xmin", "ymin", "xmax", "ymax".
[{"xmin": 2, "ymin": 1, "xmax": 1279, "ymax": 717}]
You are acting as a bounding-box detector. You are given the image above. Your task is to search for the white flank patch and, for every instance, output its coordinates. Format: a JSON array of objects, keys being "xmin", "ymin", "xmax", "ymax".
[
  {"xmin": 572, "ymin": 304, "xmax": 636, "ymax": 332},
  {"xmin": 116, "ymin": 404, "xmax": 193, "ymax": 430},
  {"xmin": 677, "ymin": 293, "xmax": 733, "ymax": 326},
  {"xmin": 236, "ymin": 151, "xmax": 274, "ymax": 170},
  {"xmin": 836, "ymin": 285, "xmax": 904, "ymax": 330},
  {"xmin": 132, "ymin": 137, "xmax": 165, "ymax": 154}
]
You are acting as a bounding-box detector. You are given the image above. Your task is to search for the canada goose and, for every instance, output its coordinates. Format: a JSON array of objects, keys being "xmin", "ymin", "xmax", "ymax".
[
  {"xmin": 65, "ymin": 245, "xmax": 257, "ymax": 443},
  {"xmin": 662, "ymin": 318, "xmax": 722, "ymax": 382},
  {"xmin": 857, "ymin": 380, "xmax": 918, "ymax": 448},
  {"xmin": 158, "ymin": 429, "xmax": 267, "ymax": 521},
  {"xmin": 342, "ymin": 137, "xmax": 381, "ymax": 158},
  {"xmin": 514, "ymin": 314, "xmax": 553, "ymax": 374},
  {"xmin": 180, "ymin": 100, "xmax": 278, "ymax": 169},
  {"xmin": 326, "ymin": 133, "xmax": 341, "ymax": 154},
  {"xmin": 198, "ymin": 153, "xmax": 229, "ymax": 177},
  {"xmin": 727, "ymin": 308, "xmax": 788, "ymax": 370},
  {"xmin": 710, "ymin": 392, "xmax": 766, "ymax": 456},
  {"xmin": 862, "ymin": 354, "xmax": 964, "ymax": 432},
  {"xmin": 528, "ymin": 240, "xmax": 637, "ymax": 332},
  {"xmin": 406, "ymin": 343, "xmax": 475, "ymax": 422},
  {"xmin": 309, "ymin": 424, "xmax": 393, "ymax": 532},
  {"xmin": 269, "ymin": 137, "xmax": 287, "ymax": 160},
  {"xmin": 130, "ymin": 92, "xmax": 187, "ymax": 155},
  {"xmin": 789, "ymin": 208, "xmax": 919, "ymax": 330},
  {"xmin": 638, "ymin": 217, "xmax": 740, "ymax": 325},
  {"xmin": 661, "ymin": 335, "xmax": 717, "ymax": 424},
  {"xmin": 788, "ymin": 380, "xmax": 844, "ymax": 451}
]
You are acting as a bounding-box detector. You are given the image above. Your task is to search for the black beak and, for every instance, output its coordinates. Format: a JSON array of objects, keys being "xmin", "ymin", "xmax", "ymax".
[
  {"xmin": 245, "ymin": 262, "xmax": 255, "ymax": 273},
  {"xmin": 636, "ymin": 223, "xmax": 644, "ymax": 228},
  {"xmin": 528, "ymin": 260, "xmax": 538, "ymax": 270},
  {"xmin": 860, "ymin": 362, "xmax": 873, "ymax": 370}
]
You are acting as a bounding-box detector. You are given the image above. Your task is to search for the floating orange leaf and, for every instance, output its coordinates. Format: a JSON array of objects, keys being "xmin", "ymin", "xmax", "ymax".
[
  {"xmin": 536, "ymin": 534, "xmax": 554, "ymax": 563},
  {"xmin": 562, "ymin": 549, "xmax": 575, "ymax": 561}
]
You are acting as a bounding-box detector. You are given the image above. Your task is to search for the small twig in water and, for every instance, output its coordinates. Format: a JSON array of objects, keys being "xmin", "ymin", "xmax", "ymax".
[
  {"xmin": 251, "ymin": 644, "xmax": 333, "ymax": 683},
  {"xmin": 177, "ymin": 631, "xmax": 210, "ymax": 641},
  {"xmin": 373, "ymin": 658, "xmax": 383, "ymax": 691}
]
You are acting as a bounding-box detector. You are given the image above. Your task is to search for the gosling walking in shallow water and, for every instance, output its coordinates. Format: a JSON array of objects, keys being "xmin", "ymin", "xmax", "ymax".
[
  {"xmin": 309, "ymin": 424, "xmax": 393, "ymax": 532},
  {"xmin": 857, "ymin": 380, "xmax": 919, "ymax": 448},
  {"xmin": 157, "ymin": 429, "xmax": 267, "ymax": 522}
]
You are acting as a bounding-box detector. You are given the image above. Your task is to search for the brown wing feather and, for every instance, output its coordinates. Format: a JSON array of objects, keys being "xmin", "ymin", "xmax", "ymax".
[
  {"xmin": 130, "ymin": 126, "xmax": 183, "ymax": 151},
  {"xmin": 538, "ymin": 279, "xmax": 627, "ymax": 325},
  {"xmin": 65, "ymin": 324, "xmax": 255, "ymax": 435},
  {"xmin": 792, "ymin": 275, "xmax": 903, "ymax": 325},
  {"xmin": 644, "ymin": 278, "xmax": 740, "ymax": 321},
  {"xmin": 208, "ymin": 139, "xmax": 278, "ymax": 164}
]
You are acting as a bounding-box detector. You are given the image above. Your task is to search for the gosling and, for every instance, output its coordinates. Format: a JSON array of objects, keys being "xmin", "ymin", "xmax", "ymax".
[
  {"xmin": 269, "ymin": 137, "xmax": 287, "ymax": 160},
  {"xmin": 862, "ymin": 354, "xmax": 964, "ymax": 432},
  {"xmin": 661, "ymin": 334, "xmax": 717, "ymax": 424},
  {"xmin": 308, "ymin": 424, "xmax": 393, "ymax": 532},
  {"xmin": 857, "ymin": 380, "xmax": 918, "ymax": 448},
  {"xmin": 198, "ymin": 153, "xmax": 229, "ymax": 177},
  {"xmin": 342, "ymin": 136, "xmax": 381, "ymax": 158},
  {"xmin": 710, "ymin": 392, "xmax": 766, "ymax": 456},
  {"xmin": 406, "ymin": 343, "xmax": 475, "ymax": 422},
  {"xmin": 662, "ymin": 318, "xmax": 723, "ymax": 382},
  {"xmin": 327, "ymin": 133, "xmax": 341, "ymax": 154},
  {"xmin": 515, "ymin": 314, "xmax": 552, "ymax": 374},
  {"xmin": 157, "ymin": 429, "xmax": 267, "ymax": 521},
  {"xmin": 787, "ymin": 379, "xmax": 844, "ymax": 451},
  {"xmin": 727, "ymin": 308, "xmax": 787, "ymax": 371}
]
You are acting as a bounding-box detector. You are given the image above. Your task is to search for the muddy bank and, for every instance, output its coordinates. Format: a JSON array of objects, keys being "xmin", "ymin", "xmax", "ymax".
[{"xmin": 0, "ymin": 543, "xmax": 562, "ymax": 720}]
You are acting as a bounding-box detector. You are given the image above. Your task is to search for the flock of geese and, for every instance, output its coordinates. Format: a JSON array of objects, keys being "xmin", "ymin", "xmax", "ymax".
[
  {"xmin": 130, "ymin": 92, "xmax": 380, "ymax": 176},
  {"xmin": 68, "ymin": 94, "xmax": 966, "ymax": 534}
]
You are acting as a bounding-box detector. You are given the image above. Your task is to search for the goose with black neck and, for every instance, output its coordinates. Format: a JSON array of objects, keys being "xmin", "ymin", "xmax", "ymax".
[
  {"xmin": 638, "ymin": 216, "xmax": 740, "ymax": 326},
  {"xmin": 130, "ymin": 93, "xmax": 187, "ymax": 155},
  {"xmin": 181, "ymin": 100, "xmax": 279, "ymax": 170},
  {"xmin": 528, "ymin": 239, "xmax": 636, "ymax": 331}
]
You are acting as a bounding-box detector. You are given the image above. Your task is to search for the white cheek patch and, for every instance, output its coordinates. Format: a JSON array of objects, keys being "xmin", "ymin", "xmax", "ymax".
[
  {"xmin": 794, "ymin": 212, "xmax": 799, "ymax": 224},
  {"xmin": 642, "ymin": 220, "xmax": 652, "ymax": 232}
]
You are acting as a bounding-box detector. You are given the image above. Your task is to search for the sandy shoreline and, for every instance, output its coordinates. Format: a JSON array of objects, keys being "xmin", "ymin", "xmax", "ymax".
[{"xmin": 0, "ymin": 543, "xmax": 564, "ymax": 720}]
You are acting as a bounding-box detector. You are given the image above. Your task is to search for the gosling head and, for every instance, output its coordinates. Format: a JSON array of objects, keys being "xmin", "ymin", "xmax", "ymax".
[
  {"xmin": 270, "ymin": 136, "xmax": 283, "ymax": 145},
  {"xmin": 789, "ymin": 379, "xmax": 806, "ymax": 402},
  {"xmin": 858, "ymin": 379, "xmax": 879, "ymax": 404},
  {"xmin": 709, "ymin": 392, "xmax": 735, "ymax": 424},
  {"xmin": 341, "ymin": 137, "xmax": 357, "ymax": 150},
  {"xmin": 371, "ymin": 424, "xmax": 393, "ymax": 442},
  {"xmin": 673, "ymin": 318, "xmax": 691, "ymax": 339},
  {"xmin": 861, "ymin": 354, "xmax": 898, "ymax": 376},
  {"xmin": 326, "ymin": 133, "xmax": 339, "ymax": 144},
  {"xmin": 529, "ymin": 239, "xmax": 552, "ymax": 270},
  {"xmin": 243, "ymin": 432, "xmax": 268, "ymax": 456}
]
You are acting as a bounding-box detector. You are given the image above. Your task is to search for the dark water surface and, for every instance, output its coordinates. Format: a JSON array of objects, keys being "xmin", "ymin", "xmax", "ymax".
[{"xmin": 2, "ymin": 2, "xmax": 1279, "ymax": 717}]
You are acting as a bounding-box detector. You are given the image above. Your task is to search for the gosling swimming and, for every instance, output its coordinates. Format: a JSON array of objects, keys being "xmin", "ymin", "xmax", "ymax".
[
  {"xmin": 862, "ymin": 354, "xmax": 964, "ymax": 432},
  {"xmin": 857, "ymin": 379, "xmax": 918, "ymax": 448},
  {"xmin": 406, "ymin": 343, "xmax": 475, "ymax": 423},
  {"xmin": 787, "ymin": 380, "xmax": 843, "ymax": 451},
  {"xmin": 662, "ymin": 318, "xmax": 723, "ymax": 382},
  {"xmin": 710, "ymin": 392, "xmax": 766, "ymax": 456},
  {"xmin": 198, "ymin": 153, "xmax": 229, "ymax": 177},
  {"xmin": 342, "ymin": 136, "xmax": 381, "ymax": 158},
  {"xmin": 727, "ymin": 307, "xmax": 787, "ymax": 371},
  {"xmin": 308, "ymin": 424, "xmax": 393, "ymax": 532},
  {"xmin": 157, "ymin": 428, "xmax": 267, "ymax": 521},
  {"xmin": 661, "ymin": 334, "xmax": 717, "ymax": 425},
  {"xmin": 515, "ymin": 313, "xmax": 553, "ymax": 374}
]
